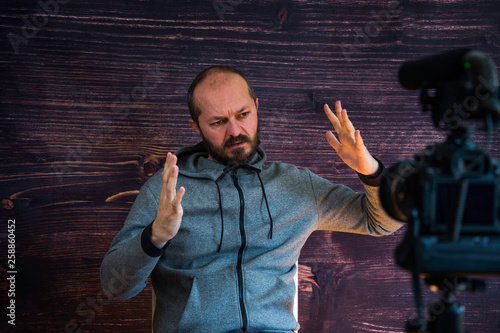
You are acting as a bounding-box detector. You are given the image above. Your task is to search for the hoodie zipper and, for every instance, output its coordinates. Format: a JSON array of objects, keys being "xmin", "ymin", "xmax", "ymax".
[{"xmin": 232, "ymin": 171, "xmax": 248, "ymax": 331}]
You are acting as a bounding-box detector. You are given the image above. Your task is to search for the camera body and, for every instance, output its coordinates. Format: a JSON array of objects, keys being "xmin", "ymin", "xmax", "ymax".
[
  {"xmin": 380, "ymin": 48, "xmax": 500, "ymax": 276},
  {"xmin": 381, "ymin": 129, "xmax": 500, "ymax": 274}
]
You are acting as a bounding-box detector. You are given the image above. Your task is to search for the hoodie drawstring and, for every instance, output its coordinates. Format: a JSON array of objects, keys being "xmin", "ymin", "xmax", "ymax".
[
  {"xmin": 215, "ymin": 166, "xmax": 234, "ymax": 253},
  {"xmin": 256, "ymin": 171, "xmax": 273, "ymax": 240},
  {"xmin": 214, "ymin": 165, "xmax": 273, "ymax": 253}
]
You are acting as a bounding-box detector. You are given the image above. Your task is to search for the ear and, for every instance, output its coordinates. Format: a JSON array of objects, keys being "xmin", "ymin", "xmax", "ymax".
[
  {"xmin": 189, "ymin": 119, "xmax": 202, "ymax": 137},
  {"xmin": 255, "ymin": 98, "xmax": 259, "ymax": 110}
]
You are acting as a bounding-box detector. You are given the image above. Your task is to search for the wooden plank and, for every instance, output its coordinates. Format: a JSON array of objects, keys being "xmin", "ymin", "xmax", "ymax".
[{"xmin": 1, "ymin": 0, "xmax": 499, "ymax": 332}]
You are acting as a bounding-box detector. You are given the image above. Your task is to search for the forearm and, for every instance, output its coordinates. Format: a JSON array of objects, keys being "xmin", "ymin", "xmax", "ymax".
[
  {"xmin": 361, "ymin": 182, "xmax": 404, "ymax": 235},
  {"xmin": 100, "ymin": 228, "xmax": 161, "ymax": 300},
  {"xmin": 314, "ymin": 161, "xmax": 404, "ymax": 235},
  {"xmin": 358, "ymin": 158, "xmax": 404, "ymax": 235}
]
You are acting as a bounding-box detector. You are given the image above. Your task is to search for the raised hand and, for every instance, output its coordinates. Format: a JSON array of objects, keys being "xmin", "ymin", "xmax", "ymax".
[
  {"xmin": 150, "ymin": 152, "xmax": 186, "ymax": 248},
  {"xmin": 324, "ymin": 101, "xmax": 379, "ymax": 176}
]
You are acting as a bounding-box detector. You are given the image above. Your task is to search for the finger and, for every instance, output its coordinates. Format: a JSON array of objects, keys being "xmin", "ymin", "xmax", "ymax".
[
  {"xmin": 336, "ymin": 102, "xmax": 352, "ymax": 136},
  {"xmin": 160, "ymin": 153, "xmax": 172, "ymax": 200},
  {"xmin": 335, "ymin": 101, "xmax": 344, "ymax": 128},
  {"xmin": 171, "ymin": 186, "xmax": 185, "ymax": 211},
  {"xmin": 335, "ymin": 100, "xmax": 342, "ymax": 113},
  {"xmin": 341, "ymin": 109, "xmax": 356, "ymax": 136},
  {"xmin": 162, "ymin": 152, "xmax": 173, "ymax": 180},
  {"xmin": 161, "ymin": 153, "xmax": 175, "ymax": 195},
  {"xmin": 166, "ymin": 152, "xmax": 177, "ymax": 172},
  {"xmin": 325, "ymin": 130, "xmax": 341, "ymax": 152},
  {"xmin": 324, "ymin": 104, "xmax": 343, "ymax": 135},
  {"xmin": 164, "ymin": 153, "xmax": 179, "ymax": 181},
  {"xmin": 355, "ymin": 130, "xmax": 365, "ymax": 151},
  {"xmin": 166, "ymin": 164, "xmax": 180, "ymax": 201},
  {"xmin": 161, "ymin": 153, "xmax": 177, "ymax": 200}
]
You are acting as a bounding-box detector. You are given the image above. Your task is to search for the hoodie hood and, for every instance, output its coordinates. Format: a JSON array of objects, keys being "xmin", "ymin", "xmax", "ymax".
[
  {"xmin": 174, "ymin": 141, "xmax": 273, "ymax": 252},
  {"xmin": 174, "ymin": 141, "xmax": 268, "ymax": 180}
]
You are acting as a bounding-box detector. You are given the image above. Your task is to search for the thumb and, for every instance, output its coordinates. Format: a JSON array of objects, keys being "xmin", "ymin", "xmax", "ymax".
[
  {"xmin": 326, "ymin": 131, "xmax": 341, "ymax": 152},
  {"xmin": 172, "ymin": 186, "xmax": 185, "ymax": 208},
  {"xmin": 354, "ymin": 130, "xmax": 365, "ymax": 151}
]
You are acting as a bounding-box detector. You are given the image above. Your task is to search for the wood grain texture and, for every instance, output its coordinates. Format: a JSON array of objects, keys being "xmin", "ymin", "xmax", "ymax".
[{"xmin": 1, "ymin": 0, "xmax": 500, "ymax": 332}]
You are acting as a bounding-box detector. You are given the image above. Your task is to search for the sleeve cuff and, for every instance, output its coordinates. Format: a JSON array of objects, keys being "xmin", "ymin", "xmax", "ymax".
[
  {"xmin": 141, "ymin": 222, "xmax": 171, "ymax": 257},
  {"xmin": 357, "ymin": 157, "xmax": 385, "ymax": 187}
]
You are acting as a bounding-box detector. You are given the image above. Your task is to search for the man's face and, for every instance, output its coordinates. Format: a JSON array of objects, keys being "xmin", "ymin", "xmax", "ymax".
[{"xmin": 189, "ymin": 72, "xmax": 260, "ymax": 166}]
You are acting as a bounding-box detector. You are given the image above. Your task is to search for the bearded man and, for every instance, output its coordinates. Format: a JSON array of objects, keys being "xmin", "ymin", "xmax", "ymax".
[{"xmin": 100, "ymin": 65, "xmax": 402, "ymax": 333}]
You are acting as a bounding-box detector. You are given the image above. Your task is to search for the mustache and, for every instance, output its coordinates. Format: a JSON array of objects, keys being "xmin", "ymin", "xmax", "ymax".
[{"xmin": 224, "ymin": 135, "xmax": 251, "ymax": 148}]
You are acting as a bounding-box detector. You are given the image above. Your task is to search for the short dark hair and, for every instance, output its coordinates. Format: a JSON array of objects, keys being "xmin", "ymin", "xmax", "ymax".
[{"xmin": 187, "ymin": 65, "xmax": 256, "ymax": 123}]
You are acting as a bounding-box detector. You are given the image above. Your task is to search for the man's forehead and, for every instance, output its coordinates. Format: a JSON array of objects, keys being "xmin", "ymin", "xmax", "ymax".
[
  {"xmin": 195, "ymin": 73, "xmax": 250, "ymax": 103},
  {"xmin": 193, "ymin": 71, "xmax": 254, "ymax": 119},
  {"xmin": 200, "ymin": 71, "xmax": 242, "ymax": 90}
]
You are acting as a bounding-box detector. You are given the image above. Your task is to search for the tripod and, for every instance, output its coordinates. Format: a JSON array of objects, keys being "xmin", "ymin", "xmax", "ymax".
[{"xmin": 406, "ymin": 276, "xmax": 486, "ymax": 333}]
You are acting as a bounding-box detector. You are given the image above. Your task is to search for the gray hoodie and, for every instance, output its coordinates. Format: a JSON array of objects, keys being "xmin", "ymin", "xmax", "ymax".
[{"xmin": 100, "ymin": 143, "xmax": 403, "ymax": 332}]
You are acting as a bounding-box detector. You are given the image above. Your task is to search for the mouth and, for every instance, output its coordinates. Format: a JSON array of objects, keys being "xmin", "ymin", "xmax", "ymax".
[
  {"xmin": 225, "ymin": 136, "xmax": 250, "ymax": 150},
  {"xmin": 228, "ymin": 141, "xmax": 246, "ymax": 149}
]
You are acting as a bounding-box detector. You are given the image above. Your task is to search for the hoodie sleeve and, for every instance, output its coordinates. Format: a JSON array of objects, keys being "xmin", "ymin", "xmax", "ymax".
[
  {"xmin": 100, "ymin": 182, "xmax": 163, "ymax": 300},
  {"xmin": 308, "ymin": 164, "xmax": 404, "ymax": 236}
]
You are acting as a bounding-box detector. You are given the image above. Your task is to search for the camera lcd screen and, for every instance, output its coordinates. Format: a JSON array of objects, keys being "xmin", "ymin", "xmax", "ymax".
[{"xmin": 434, "ymin": 180, "xmax": 499, "ymax": 231}]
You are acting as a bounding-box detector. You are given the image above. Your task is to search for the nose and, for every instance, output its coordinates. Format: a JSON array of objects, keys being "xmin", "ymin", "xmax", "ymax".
[{"xmin": 226, "ymin": 119, "xmax": 242, "ymax": 137}]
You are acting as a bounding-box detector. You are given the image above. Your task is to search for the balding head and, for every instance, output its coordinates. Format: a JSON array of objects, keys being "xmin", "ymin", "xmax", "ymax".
[{"xmin": 187, "ymin": 66, "xmax": 256, "ymax": 124}]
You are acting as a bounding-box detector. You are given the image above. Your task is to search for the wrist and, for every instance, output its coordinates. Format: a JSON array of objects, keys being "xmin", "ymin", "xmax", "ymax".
[
  {"xmin": 357, "ymin": 157, "xmax": 385, "ymax": 186},
  {"xmin": 150, "ymin": 220, "xmax": 175, "ymax": 249},
  {"xmin": 141, "ymin": 222, "xmax": 172, "ymax": 257},
  {"xmin": 360, "ymin": 157, "xmax": 380, "ymax": 177}
]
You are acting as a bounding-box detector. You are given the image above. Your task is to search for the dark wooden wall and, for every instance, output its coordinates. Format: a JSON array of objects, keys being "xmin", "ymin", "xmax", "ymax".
[{"xmin": 1, "ymin": 0, "xmax": 500, "ymax": 332}]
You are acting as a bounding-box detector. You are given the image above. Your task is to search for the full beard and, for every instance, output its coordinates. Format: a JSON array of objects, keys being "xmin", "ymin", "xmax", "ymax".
[{"xmin": 201, "ymin": 126, "xmax": 261, "ymax": 167}]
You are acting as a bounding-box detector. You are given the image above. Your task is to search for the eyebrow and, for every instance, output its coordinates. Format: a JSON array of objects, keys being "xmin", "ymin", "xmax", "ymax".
[{"xmin": 208, "ymin": 106, "xmax": 249, "ymax": 121}]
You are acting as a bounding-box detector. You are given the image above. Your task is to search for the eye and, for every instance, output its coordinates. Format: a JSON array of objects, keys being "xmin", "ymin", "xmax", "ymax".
[
  {"xmin": 238, "ymin": 111, "xmax": 250, "ymax": 119},
  {"xmin": 211, "ymin": 119, "xmax": 224, "ymax": 126}
]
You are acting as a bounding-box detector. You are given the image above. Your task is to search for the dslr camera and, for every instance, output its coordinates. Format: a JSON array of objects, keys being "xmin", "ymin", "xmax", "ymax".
[{"xmin": 379, "ymin": 48, "xmax": 500, "ymax": 333}]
